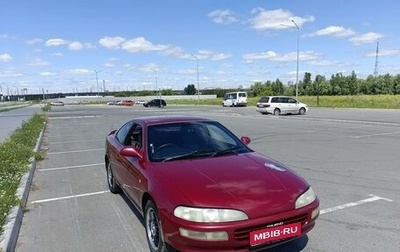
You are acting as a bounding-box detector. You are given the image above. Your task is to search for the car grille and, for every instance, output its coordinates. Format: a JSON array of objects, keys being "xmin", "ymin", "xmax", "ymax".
[{"xmin": 234, "ymin": 214, "xmax": 308, "ymax": 241}]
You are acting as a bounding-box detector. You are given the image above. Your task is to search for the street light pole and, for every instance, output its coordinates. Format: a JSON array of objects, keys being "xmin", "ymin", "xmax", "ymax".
[
  {"xmin": 94, "ymin": 70, "xmax": 101, "ymax": 96},
  {"xmin": 292, "ymin": 19, "xmax": 300, "ymax": 100},
  {"xmin": 151, "ymin": 68, "xmax": 161, "ymax": 107},
  {"xmin": 191, "ymin": 54, "xmax": 200, "ymax": 103},
  {"xmin": 151, "ymin": 68, "xmax": 158, "ymax": 96}
]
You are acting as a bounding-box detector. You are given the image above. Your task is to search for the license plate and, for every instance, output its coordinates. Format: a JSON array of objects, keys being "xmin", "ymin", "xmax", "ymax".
[{"xmin": 250, "ymin": 222, "xmax": 301, "ymax": 246}]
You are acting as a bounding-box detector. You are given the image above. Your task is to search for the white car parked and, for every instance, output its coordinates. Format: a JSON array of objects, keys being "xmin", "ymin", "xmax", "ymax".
[{"xmin": 256, "ymin": 96, "xmax": 308, "ymax": 115}]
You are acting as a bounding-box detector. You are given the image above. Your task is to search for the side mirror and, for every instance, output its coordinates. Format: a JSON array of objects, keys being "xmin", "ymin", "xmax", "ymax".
[
  {"xmin": 120, "ymin": 146, "xmax": 143, "ymax": 160},
  {"xmin": 108, "ymin": 129, "xmax": 117, "ymax": 136},
  {"xmin": 240, "ymin": 136, "xmax": 251, "ymax": 145}
]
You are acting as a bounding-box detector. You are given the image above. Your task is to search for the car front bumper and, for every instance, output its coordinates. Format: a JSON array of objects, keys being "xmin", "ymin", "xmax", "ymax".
[{"xmin": 160, "ymin": 199, "xmax": 319, "ymax": 251}]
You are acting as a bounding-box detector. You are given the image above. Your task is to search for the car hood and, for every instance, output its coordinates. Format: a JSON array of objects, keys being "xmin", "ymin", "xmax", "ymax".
[{"xmin": 153, "ymin": 152, "xmax": 309, "ymax": 218}]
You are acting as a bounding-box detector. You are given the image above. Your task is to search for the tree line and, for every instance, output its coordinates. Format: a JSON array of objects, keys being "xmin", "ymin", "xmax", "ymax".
[{"xmin": 248, "ymin": 72, "xmax": 400, "ymax": 97}]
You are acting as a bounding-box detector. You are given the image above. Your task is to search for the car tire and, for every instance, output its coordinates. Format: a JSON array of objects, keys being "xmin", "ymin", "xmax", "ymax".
[
  {"xmin": 273, "ymin": 108, "xmax": 281, "ymax": 116},
  {"xmin": 299, "ymin": 107, "xmax": 306, "ymax": 115},
  {"xmin": 106, "ymin": 162, "xmax": 121, "ymax": 193},
  {"xmin": 145, "ymin": 200, "xmax": 172, "ymax": 252}
]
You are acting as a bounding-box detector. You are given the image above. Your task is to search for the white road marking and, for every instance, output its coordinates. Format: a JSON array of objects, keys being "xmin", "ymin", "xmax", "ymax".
[
  {"xmin": 50, "ymin": 115, "xmax": 104, "ymax": 120},
  {"xmin": 31, "ymin": 190, "xmax": 109, "ymax": 204},
  {"xmin": 320, "ymin": 194, "xmax": 393, "ymax": 215},
  {"xmin": 38, "ymin": 163, "xmax": 103, "ymax": 172},
  {"xmin": 353, "ymin": 131, "xmax": 400, "ymax": 139},
  {"xmin": 49, "ymin": 139, "xmax": 104, "ymax": 144},
  {"xmin": 47, "ymin": 148, "xmax": 103, "ymax": 155}
]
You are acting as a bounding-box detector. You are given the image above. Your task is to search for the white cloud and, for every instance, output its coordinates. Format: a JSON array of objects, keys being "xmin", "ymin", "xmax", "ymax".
[
  {"xmin": 208, "ymin": 9, "xmax": 238, "ymax": 24},
  {"xmin": 104, "ymin": 62, "xmax": 116, "ymax": 68},
  {"xmin": 45, "ymin": 38, "xmax": 93, "ymax": 50},
  {"xmin": 121, "ymin": 37, "xmax": 168, "ymax": 53},
  {"xmin": 29, "ymin": 58, "xmax": 49, "ymax": 66},
  {"xmin": 160, "ymin": 46, "xmax": 183, "ymax": 56},
  {"xmin": 0, "ymin": 53, "xmax": 13, "ymax": 62},
  {"xmin": 40, "ymin": 72, "xmax": 56, "ymax": 76},
  {"xmin": 249, "ymin": 8, "xmax": 315, "ymax": 31},
  {"xmin": 349, "ymin": 32, "xmax": 383, "ymax": 45},
  {"xmin": 308, "ymin": 60, "xmax": 346, "ymax": 67},
  {"xmin": 68, "ymin": 68, "xmax": 91, "ymax": 75},
  {"xmin": 99, "ymin": 36, "xmax": 125, "ymax": 49},
  {"xmin": 309, "ymin": 26, "xmax": 355, "ymax": 37},
  {"xmin": 84, "ymin": 42, "xmax": 96, "ymax": 49},
  {"xmin": 365, "ymin": 48, "xmax": 400, "ymax": 57},
  {"xmin": 243, "ymin": 50, "xmax": 319, "ymax": 63},
  {"xmin": 0, "ymin": 69, "xmax": 22, "ymax": 77},
  {"xmin": 45, "ymin": 38, "xmax": 69, "ymax": 46},
  {"xmin": 69, "ymin": 41, "xmax": 84, "ymax": 50},
  {"xmin": 26, "ymin": 38, "xmax": 43, "ymax": 45}
]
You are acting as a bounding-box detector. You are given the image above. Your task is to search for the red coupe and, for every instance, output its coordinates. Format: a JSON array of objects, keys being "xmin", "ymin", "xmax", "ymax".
[{"xmin": 105, "ymin": 115, "xmax": 319, "ymax": 252}]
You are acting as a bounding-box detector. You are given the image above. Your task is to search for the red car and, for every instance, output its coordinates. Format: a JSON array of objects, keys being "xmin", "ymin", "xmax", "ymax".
[
  {"xmin": 118, "ymin": 100, "xmax": 134, "ymax": 106},
  {"xmin": 105, "ymin": 115, "xmax": 319, "ymax": 252}
]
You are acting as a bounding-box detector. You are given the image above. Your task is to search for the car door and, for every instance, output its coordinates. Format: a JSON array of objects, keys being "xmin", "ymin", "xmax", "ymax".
[
  {"xmin": 110, "ymin": 121, "xmax": 134, "ymax": 185},
  {"xmin": 287, "ymin": 98, "xmax": 298, "ymax": 114},
  {"xmin": 120, "ymin": 124, "xmax": 146, "ymax": 208}
]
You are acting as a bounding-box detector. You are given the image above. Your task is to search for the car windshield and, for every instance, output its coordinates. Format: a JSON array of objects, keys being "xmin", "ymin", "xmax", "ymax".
[{"xmin": 147, "ymin": 121, "xmax": 251, "ymax": 162}]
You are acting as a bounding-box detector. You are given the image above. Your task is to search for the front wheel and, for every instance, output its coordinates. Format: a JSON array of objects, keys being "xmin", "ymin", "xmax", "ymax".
[
  {"xmin": 299, "ymin": 107, "xmax": 306, "ymax": 115},
  {"xmin": 106, "ymin": 162, "xmax": 121, "ymax": 193},
  {"xmin": 145, "ymin": 200, "xmax": 171, "ymax": 252}
]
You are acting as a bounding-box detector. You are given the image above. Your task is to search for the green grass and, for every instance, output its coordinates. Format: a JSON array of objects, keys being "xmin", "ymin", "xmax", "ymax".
[
  {"xmin": 0, "ymin": 113, "xmax": 46, "ymax": 236},
  {"xmin": 165, "ymin": 95, "xmax": 400, "ymax": 109},
  {"xmin": 296, "ymin": 95, "xmax": 400, "ymax": 109}
]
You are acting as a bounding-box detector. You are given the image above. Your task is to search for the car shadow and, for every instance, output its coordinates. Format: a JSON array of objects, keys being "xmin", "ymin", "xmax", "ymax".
[{"xmin": 260, "ymin": 235, "xmax": 309, "ymax": 252}]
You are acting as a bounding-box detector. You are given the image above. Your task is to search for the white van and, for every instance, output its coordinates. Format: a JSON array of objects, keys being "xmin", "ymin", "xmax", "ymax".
[
  {"xmin": 256, "ymin": 96, "xmax": 308, "ymax": 115},
  {"xmin": 222, "ymin": 92, "xmax": 247, "ymax": 107}
]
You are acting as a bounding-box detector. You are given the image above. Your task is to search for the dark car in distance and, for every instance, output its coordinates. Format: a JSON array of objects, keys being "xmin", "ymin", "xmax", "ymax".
[
  {"xmin": 104, "ymin": 115, "xmax": 319, "ymax": 252},
  {"xmin": 143, "ymin": 99, "xmax": 166, "ymax": 108}
]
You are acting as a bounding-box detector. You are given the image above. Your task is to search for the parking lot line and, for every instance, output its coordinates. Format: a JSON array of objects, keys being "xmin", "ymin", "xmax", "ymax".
[
  {"xmin": 38, "ymin": 163, "xmax": 103, "ymax": 172},
  {"xmin": 47, "ymin": 148, "xmax": 103, "ymax": 155},
  {"xmin": 30, "ymin": 190, "xmax": 110, "ymax": 204},
  {"xmin": 50, "ymin": 115, "xmax": 104, "ymax": 119},
  {"xmin": 353, "ymin": 131, "xmax": 400, "ymax": 139},
  {"xmin": 320, "ymin": 194, "xmax": 393, "ymax": 215}
]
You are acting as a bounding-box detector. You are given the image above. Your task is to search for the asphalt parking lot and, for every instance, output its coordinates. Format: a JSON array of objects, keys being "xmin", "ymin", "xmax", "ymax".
[{"xmin": 15, "ymin": 105, "xmax": 400, "ymax": 252}]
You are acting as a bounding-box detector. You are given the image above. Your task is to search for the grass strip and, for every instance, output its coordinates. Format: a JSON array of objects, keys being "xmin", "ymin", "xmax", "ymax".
[{"xmin": 0, "ymin": 113, "xmax": 46, "ymax": 235}]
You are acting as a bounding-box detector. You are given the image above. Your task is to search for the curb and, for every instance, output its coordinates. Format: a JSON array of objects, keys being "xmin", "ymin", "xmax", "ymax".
[{"xmin": 0, "ymin": 123, "xmax": 46, "ymax": 252}]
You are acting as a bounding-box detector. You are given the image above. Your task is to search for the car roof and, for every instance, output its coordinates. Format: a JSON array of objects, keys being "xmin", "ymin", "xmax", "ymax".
[{"xmin": 131, "ymin": 115, "xmax": 213, "ymax": 126}]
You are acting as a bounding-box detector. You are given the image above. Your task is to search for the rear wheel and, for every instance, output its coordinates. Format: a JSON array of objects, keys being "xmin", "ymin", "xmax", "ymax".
[
  {"xmin": 145, "ymin": 200, "xmax": 171, "ymax": 252},
  {"xmin": 299, "ymin": 107, "xmax": 306, "ymax": 115},
  {"xmin": 106, "ymin": 162, "xmax": 121, "ymax": 193},
  {"xmin": 273, "ymin": 108, "xmax": 281, "ymax": 116}
]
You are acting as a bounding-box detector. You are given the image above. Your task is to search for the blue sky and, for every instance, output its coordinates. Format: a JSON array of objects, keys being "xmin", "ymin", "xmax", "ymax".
[{"xmin": 1, "ymin": 0, "xmax": 399, "ymax": 95}]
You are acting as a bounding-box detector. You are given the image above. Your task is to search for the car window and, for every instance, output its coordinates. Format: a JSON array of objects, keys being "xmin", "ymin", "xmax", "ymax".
[
  {"xmin": 271, "ymin": 97, "xmax": 280, "ymax": 103},
  {"xmin": 281, "ymin": 97, "xmax": 289, "ymax": 103},
  {"xmin": 288, "ymin": 98, "xmax": 297, "ymax": 103},
  {"xmin": 147, "ymin": 121, "xmax": 250, "ymax": 162},
  {"xmin": 206, "ymin": 123, "xmax": 236, "ymax": 148},
  {"xmin": 116, "ymin": 121, "xmax": 134, "ymax": 144},
  {"xmin": 259, "ymin": 97, "xmax": 269, "ymax": 103},
  {"xmin": 129, "ymin": 125, "xmax": 143, "ymax": 149}
]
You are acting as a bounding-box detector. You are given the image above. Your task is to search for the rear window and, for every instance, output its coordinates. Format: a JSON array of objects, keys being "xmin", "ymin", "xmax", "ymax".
[{"xmin": 259, "ymin": 97, "xmax": 270, "ymax": 103}]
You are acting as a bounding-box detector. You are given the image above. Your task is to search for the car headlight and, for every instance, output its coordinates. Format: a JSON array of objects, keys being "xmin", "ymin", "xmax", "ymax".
[
  {"xmin": 174, "ymin": 206, "xmax": 248, "ymax": 222},
  {"xmin": 295, "ymin": 187, "xmax": 316, "ymax": 209}
]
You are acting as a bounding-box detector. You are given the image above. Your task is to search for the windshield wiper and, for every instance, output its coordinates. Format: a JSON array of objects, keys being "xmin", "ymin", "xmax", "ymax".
[
  {"xmin": 162, "ymin": 150, "xmax": 214, "ymax": 162},
  {"xmin": 212, "ymin": 146, "xmax": 238, "ymax": 157}
]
